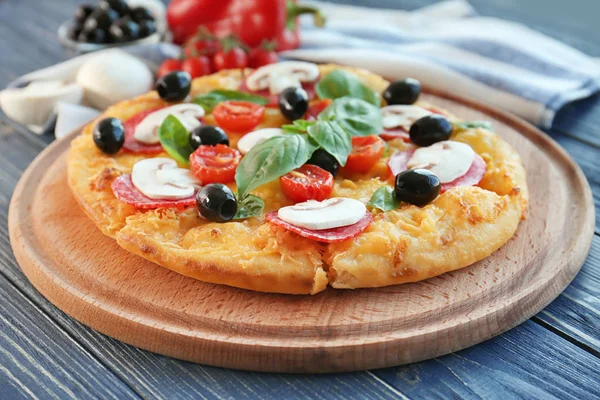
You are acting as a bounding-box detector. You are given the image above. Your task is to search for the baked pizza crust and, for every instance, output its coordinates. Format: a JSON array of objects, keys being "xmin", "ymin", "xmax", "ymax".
[{"xmin": 67, "ymin": 64, "xmax": 528, "ymax": 294}]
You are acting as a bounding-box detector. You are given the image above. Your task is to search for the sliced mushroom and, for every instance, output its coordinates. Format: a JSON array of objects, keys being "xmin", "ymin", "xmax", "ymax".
[
  {"xmin": 134, "ymin": 104, "xmax": 205, "ymax": 144},
  {"xmin": 131, "ymin": 158, "xmax": 201, "ymax": 200},
  {"xmin": 407, "ymin": 141, "xmax": 474, "ymax": 183},
  {"xmin": 381, "ymin": 105, "xmax": 433, "ymax": 131},
  {"xmin": 237, "ymin": 128, "xmax": 284, "ymax": 155},
  {"xmin": 245, "ymin": 61, "xmax": 320, "ymax": 95},
  {"xmin": 277, "ymin": 197, "xmax": 366, "ymax": 230}
]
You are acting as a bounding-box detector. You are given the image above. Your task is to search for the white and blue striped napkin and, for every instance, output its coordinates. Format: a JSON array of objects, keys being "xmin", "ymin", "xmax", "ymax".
[{"xmin": 283, "ymin": 0, "xmax": 600, "ymax": 128}]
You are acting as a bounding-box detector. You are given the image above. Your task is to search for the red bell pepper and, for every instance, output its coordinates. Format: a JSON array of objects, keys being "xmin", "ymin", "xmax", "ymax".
[{"xmin": 167, "ymin": 0, "xmax": 325, "ymax": 51}]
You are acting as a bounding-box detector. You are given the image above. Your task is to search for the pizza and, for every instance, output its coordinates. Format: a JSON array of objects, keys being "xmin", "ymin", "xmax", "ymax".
[{"xmin": 67, "ymin": 62, "xmax": 528, "ymax": 295}]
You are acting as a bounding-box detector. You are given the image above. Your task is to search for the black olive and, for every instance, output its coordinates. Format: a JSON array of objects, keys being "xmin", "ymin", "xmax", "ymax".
[
  {"xmin": 131, "ymin": 6, "xmax": 155, "ymax": 22},
  {"xmin": 78, "ymin": 28, "xmax": 108, "ymax": 44},
  {"xmin": 83, "ymin": 8, "xmax": 119, "ymax": 32},
  {"xmin": 155, "ymin": 71, "xmax": 192, "ymax": 102},
  {"xmin": 67, "ymin": 24, "xmax": 83, "ymax": 41},
  {"xmin": 93, "ymin": 118, "xmax": 125, "ymax": 154},
  {"xmin": 409, "ymin": 115, "xmax": 453, "ymax": 147},
  {"xmin": 394, "ymin": 169, "xmax": 441, "ymax": 207},
  {"xmin": 383, "ymin": 78, "xmax": 421, "ymax": 105},
  {"xmin": 307, "ymin": 149, "xmax": 339, "ymax": 176},
  {"xmin": 109, "ymin": 18, "xmax": 141, "ymax": 42},
  {"xmin": 138, "ymin": 19, "xmax": 156, "ymax": 38},
  {"xmin": 189, "ymin": 125, "xmax": 229, "ymax": 149},
  {"xmin": 278, "ymin": 87, "xmax": 309, "ymax": 120},
  {"xmin": 74, "ymin": 4, "xmax": 94, "ymax": 24},
  {"xmin": 99, "ymin": 0, "xmax": 129, "ymax": 16},
  {"xmin": 196, "ymin": 184, "xmax": 238, "ymax": 222}
]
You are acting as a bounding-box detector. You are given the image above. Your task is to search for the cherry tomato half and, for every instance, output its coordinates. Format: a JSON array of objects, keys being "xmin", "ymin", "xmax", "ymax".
[
  {"xmin": 344, "ymin": 135, "xmax": 385, "ymax": 174},
  {"xmin": 157, "ymin": 59, "xmax": 182, "ymax": 79},
  {"xmin": 212, "ymin": 101, "xmax": 265, "ymax": 133},
  {"xmin": 280, "ymin": 164, "xmax": 334, "ymax": 203},
  {"xmin": 305, "ymin": 99, "xmax": 332, "ymax": 121},
  {"xmin": 182, "ymin": 56, "xmax": 212, "ymax": 78},
  {"xmin": 213, "ymin": 47, "xmax": 248, "ymax": 71},
  {"xmin": 189, "ymin": 144, "xmax": 242, "ymax": 184}
]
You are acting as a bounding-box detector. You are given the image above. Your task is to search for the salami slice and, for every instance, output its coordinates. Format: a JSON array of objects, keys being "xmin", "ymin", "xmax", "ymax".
[
  {"xmin": 111, "ymin": 174, "xmax": 196, "ymax": 209},
  {"xmin": 239, "ymin": 78, "xmax": 317, "ymax": 108},
  {"xmin": 122, "ymin": 108, "xmax": 165, "ymax": 154},
  {"xmin": 387, "ymin": 149, "xmax": 486, "ymax": 191},
  {"xmin": 265, "ymin": 211, "xmax": 373, "ymax": 243}
]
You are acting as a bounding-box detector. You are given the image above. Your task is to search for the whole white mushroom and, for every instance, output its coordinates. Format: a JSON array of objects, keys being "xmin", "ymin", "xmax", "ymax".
[{"xmin": 76, "ymin": 49, "xmax": 153, "ymax": 110}]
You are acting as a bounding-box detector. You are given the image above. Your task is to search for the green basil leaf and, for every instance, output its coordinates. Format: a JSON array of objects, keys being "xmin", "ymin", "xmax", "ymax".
[
  {"xmin": 316, "ymin": 70, "xmax": 380, "ymax": 106},
  {"xmin": 282, "ymin": 119, "xmax": 315, "ymax": 134},
  {"xmin": 233, "ymin": 194, "xmax": 264, "ymax": 220},
  {"xmin": 158, "ymin": 115, "xmax": 195, "ymax": 166},
  {"xmin": 367, "ymin": 186, "xmax": 400, "ymax": 212},
  {"xmin": 306, "ymin": 120, "xmax": 351, "ymax": 166},
  {"xmin": 452, "ymin": 120, "xmax": 493, "ymax": 131},
  {"xmin": 235, "ymin": 134, "xmax": 318, "ymax": 198},
  {"xmin": 192, "ymin": 89, "xmax": 269, "ymax": 112},
  {"xmin": 319, "ymin": 97, "xmax": 383, "ymax": 137}
]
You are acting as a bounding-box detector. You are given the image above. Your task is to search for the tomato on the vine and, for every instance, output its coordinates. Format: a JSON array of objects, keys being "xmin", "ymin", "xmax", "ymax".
[
  {"xmin": 157, "ymin": 59, "xmax": 182, "ymax": 79},
  {"xmin": 344, "ymin": 135, "xmax": 385, "ymax": 174},
  {"xmin": 248, "ymin": 47, "xmax": 278, "ymax": 68},
  {"xmin": 183, "ymin": 34, "xmax": 221, "ymax": 58},
  {"xmin": 182, "ymin": 56, "xmax": 212, "ymax": 78},
  {"xmin": 212, "ymin": 101, "xmax": 265, "ymax": 132},
  {"xmin": 213, "ymin": 47, "xmax": 248, "ymax": 71},
  {"xmin": 189, "ymin": 144, "xmax": 241, "ymax": 184},
  {"xmin": 280, "ymin": 164, "xmax": 334, "ymax": 203}
]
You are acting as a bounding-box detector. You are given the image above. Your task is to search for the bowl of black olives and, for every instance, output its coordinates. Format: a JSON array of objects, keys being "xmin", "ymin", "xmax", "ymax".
[{"xmin": 58, "ymin": 0, "xmax": 165, "ymax": 54}]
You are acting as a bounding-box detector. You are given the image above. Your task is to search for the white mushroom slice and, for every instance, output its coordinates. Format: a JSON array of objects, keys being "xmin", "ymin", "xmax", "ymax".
[
  {"xmin": 278, "ymin": 198, "xmax": 366, "ymax": 230},
  {"xmin": 407, "ymin": 141, "xmax": 474, "ymax": 183},
  {"xmin": 132, "ymin": 158, "xmax": 201, "ymax": 200},
  {"xmin": 245, "ymin": 61, "xmax": 320, "ymax": 95},
  {"xmin": 237, "ymin": 128, "xmax": 284, "ymax": 155},
  {"xmin": 381, "ymin": 105, "xmax": 433, "ymax": 131},
  {"xmin": 133, "ymin": 104, "xmax": 205, "ymax": 144}
]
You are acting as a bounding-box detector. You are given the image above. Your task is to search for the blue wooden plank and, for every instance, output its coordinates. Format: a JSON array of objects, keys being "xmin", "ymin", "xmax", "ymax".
[
  {"xmin": 0, "ymin": 276, "xmax": 140, "ymax": 399},
  {"xmin": 374, "ymin": 319, "xmax": 600, "ymax": 399}
]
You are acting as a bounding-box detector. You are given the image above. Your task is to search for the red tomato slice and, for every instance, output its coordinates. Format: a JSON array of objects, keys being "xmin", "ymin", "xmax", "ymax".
[
  {"xmin": 111, "ymin": 174, "xmax": 196, "ymax": 210},
  {"xmin": 189, "ymin": 144, "xmax": 242, "ymax": 184},
  {"xmin": 212, "ymin": 101, "xmax": 265, "ymax": 133},
  {"xmin": 387, "ymin": 149, "xmax": 486, "ymax": 192},
  {"xmin": 122, "ymin": 107, "xmax": 166, "ymax": 154},
  {"xmin": 265, "ymin": 211, "xmax": 373, "ymax": 243},
  {"xmin": 343, "ymin": 135, "xmax": 385, "ymax": 174},
  {"xmin": 238, "ymin": 78, "xmax": 318, "ymax": 108},
  {"xmin": 280, "ymin": 164, "xmax": 334, "ymax": 203},
  {"xmin": 305, "ymin": 99, "xmax": 332, "ymax": 121}
]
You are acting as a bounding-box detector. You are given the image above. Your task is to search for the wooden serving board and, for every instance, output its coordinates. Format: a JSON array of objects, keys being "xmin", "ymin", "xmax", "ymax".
[{"xmin": 8, "ymin": 91, "xmax": 595, "ymax": 373}]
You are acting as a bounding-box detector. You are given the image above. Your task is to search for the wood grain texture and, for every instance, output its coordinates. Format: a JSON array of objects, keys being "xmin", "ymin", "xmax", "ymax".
[
  {"xmin": 8, "ymin": 90, "xmax": 594, "ymax": 373},
  {"xmin": 0, "ymin": 275, "xmax": 140, "ymax": 400}
]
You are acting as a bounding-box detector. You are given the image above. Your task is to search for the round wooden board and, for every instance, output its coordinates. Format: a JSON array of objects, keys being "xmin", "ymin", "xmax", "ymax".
[{"xmin": 9, "ymin": 91, "xmax": 595, "ymax": 373}]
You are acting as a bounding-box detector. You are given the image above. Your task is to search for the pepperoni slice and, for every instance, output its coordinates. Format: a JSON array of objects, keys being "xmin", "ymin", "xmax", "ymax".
[
  {"xmin": 387, "ymin": 149, "xmax": 486, "ymax": 191},
  {"xmin": 122, "ymin": 108, "xmax": 165, "ymax": 154},
  {"xmin": 239, "ymin": 78, "xmax": 317, "ymax": 108},
  {"xmin": 265, "ymin": 211, "xmax": 373, "ymax": 243},
  {"xmin": 111, "ymin": 174, "xmax": 196, "ymax": 210}
]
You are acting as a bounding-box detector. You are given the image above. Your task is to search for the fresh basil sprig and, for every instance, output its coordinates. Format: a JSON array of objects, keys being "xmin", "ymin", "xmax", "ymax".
[
  {"xmin": 282, "ymin": 119, "xmax": 315, "ymax": 134},
  {"xmin": 367, "ymin": 186, "xmax": 400, "ymax": 212},
  {"xmin": 192, "ymin": 89, "xmax": 269, "ymax": 113},
  {"xmin": 316, "ymin": 70, "xmax": 380, "ymax": 106},
  {"xmin": 319, "ymin": 97, "xmax": 383, "ymax": 137},
  {"xmin": 235, "ymin": 134, "xmax": 318, "ymax": 199},
  {"xmin": 233, "ymin": 194, "xmax": 264, "ymax": 220},
  {"xmin": 452, "ymin": 121, "xmax": 493, "ymax": 131},
  {"xmin": 307, "ymin": 120, "xmax": 351, "ymax": 166},
  {"xmin": 158, "ymin": 115, "xmax": 195, "ymax": 166}
]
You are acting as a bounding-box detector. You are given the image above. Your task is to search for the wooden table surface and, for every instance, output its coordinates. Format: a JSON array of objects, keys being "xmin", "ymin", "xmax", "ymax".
[{"xmin": 1, "ymin": 0, "xmax": 599, "ymax": 398}]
